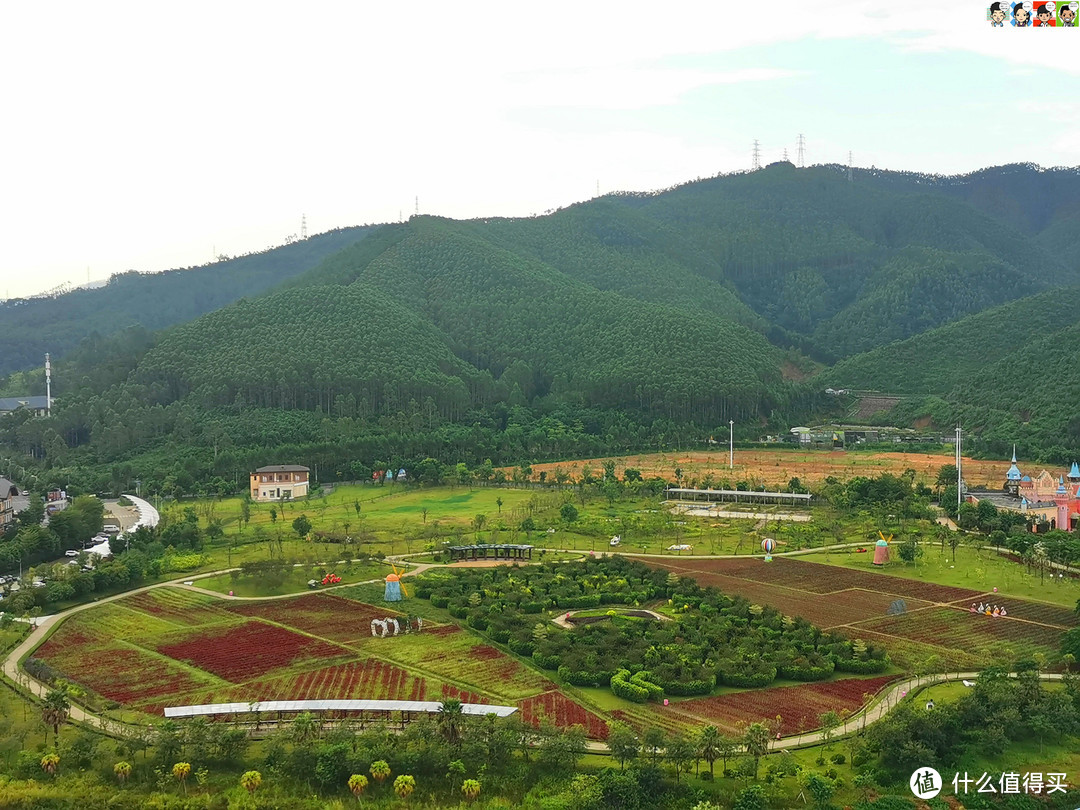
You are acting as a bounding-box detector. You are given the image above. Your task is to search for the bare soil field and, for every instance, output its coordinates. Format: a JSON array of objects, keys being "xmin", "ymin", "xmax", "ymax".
[{"xmin": 515, "ymin": 448, "xmax": 1006, "ymax": 488}]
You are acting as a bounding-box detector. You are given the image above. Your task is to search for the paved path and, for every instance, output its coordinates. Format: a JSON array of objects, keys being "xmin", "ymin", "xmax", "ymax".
[{"xmin": 3, "ymin": 545, "xmax": 1061, "ymax": 753}]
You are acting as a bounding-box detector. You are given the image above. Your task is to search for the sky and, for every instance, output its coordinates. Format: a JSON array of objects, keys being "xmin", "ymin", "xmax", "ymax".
[{"xmin": 2, "ymin": 1, "xmax": 1078, "ymax": 300}]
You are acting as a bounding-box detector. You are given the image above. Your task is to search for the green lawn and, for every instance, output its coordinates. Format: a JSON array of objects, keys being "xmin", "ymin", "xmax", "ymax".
[
  {"xmin": 192, "ymin": 559, "xmax": 394, "ymax": 597},
  {"xmin": 800, "ymin": 543, "xmax": 1080, "ymax": 607}
]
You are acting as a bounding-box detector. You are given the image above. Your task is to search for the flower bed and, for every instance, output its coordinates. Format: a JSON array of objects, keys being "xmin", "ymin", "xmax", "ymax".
[
  {"xmin": 228, "ymin": 594, "xmax": 403, "ymax": 644},
  {"xmin": 157, "ymin": 620, "xmax": 347, "ymax": 682},
  {"xmin": 441, "ymin": 684, "xmax": 488, "ymax": 704},
  {"xmin": 670, "ymin": 675, "xmax": 897, "ymax": 734},
  {"xmin": 122, "ymin": 589, "xmax": 234, "ymax": 627},
  {"xmin": 518, "ymin": 691, "xmax": 609, "ymax": 740}
]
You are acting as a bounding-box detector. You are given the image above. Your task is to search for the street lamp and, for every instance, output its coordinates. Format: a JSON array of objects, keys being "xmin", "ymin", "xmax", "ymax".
[{"xmin": 729, "ymin": 420, "xmax": 735, "ymax": 470}]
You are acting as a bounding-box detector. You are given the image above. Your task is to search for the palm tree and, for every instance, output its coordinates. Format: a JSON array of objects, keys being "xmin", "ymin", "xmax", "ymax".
[
  {"xmin": 240, "ymin": 770, "xmax": 262, "ymax": 795},
  {"xmin": 394, "ymin": 774, "xmax": 416, "ymax": 802},
  {"xmin": 173, "ymin": 762, "xmax": 191, "ymax": 794},
  {"xmin": 437, "ymin": 699, "xmax": 464, "ymax": 747},
  {"xmin": 698, "ymin": 725, "xmax": 723, "ymax": 777},
  {"xmin": 348, "ymin": 773, "xmax": 369, "ymax": 799},
  {"xmin": 461, "ymin": 778, "xmax": 481, "ymax": 803},
  {"xmin": 114, "ymin": 761, "xmax": 132, "ymax": 785},
  {"xmin": 40, "ymin": 753, "xmax": 59, "ymax": 776},
  {"xmin": 41, "ymin": 687, "xmax": 70, "ymax": 747},
  {"xmin": 370, "ymin": 760, "xmax": 391, "ymax": 785}
]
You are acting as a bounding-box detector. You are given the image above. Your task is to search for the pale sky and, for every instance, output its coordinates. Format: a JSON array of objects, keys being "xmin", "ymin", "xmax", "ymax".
[{"xmin": 2, "ymin": 1, "xmax": 1078, "ymax": 300}]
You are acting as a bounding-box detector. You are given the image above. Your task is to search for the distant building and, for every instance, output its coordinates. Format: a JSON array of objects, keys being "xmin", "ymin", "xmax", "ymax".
[
  {"xmin": 250, "ymin": 465, "xmax": 310, "ymax": 502},
  {"xmin": 0, "ymin": 477, "xmax": 18, "ymax": 529},
  {"xmin": 966, "ymin": 447, "xmax": 1080, "ymax": 531},
  {"xmin": 0, "ymin": 396, "xmax": 49, "ymax": 417}
]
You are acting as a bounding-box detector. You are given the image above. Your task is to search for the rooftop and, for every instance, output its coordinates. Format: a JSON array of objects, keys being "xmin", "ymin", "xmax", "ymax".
[
  {"xmin": 164, "ymin": 699, "xmax": 517, "ymax": 719},
  {"xmin": 254, "ymin": 465, "xmax": 310, "ymax": 473},
  {"xmin": 0, "ymin": 396, "xmax": 48, "ymax": 412}
]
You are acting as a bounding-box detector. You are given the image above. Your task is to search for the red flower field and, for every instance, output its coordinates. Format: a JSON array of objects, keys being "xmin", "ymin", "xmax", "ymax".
[
  {"xmin": 442, "ymin": 684, "xmax": 489, "ymax": 704},
  {"xmin": 670, "ymin": 675, "xmax": 897, "ymax": 734},
  {"xmin": 518, "ymin": 691, "xmax": 610, "ymax": 740},
  {"xmin": 229, "ymin": 594, "xmax": 403, "ymax": 644},
  {"xmin": 157, "ymin": 620, "xmax": 347, "ymax": 682}
]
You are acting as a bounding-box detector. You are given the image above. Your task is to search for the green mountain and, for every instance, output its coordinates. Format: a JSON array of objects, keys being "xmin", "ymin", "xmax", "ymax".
[
  {"xmin": 7, "ymin": 162, "xmax": 1080, "ymax": 492},
  {"xmin": 0, "ymin": 227, "xmax": 373, "ymax": 376}
]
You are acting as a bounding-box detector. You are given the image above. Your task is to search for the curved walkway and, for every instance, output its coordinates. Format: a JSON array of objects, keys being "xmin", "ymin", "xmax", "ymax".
[{"xmin": 2, "ymin": 545, "xmax": 1057, "ymax": 752}]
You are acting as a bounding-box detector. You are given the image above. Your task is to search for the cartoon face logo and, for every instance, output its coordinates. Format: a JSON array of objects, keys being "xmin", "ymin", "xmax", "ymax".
[
  {"xmin": 1061, "ymin": 2, "xmax": 1077, "ymax": 22},
  {"xmin": 1035, "ymin": 1, "xmax": 1055, "ymax": 21},
  {"xmin": 1013, "ymin": 1, "xmax": 1032, "ymax": 23},
  {"xmin": 990, "ymin": 1, "xmax": 1008, "ymax": 21}
]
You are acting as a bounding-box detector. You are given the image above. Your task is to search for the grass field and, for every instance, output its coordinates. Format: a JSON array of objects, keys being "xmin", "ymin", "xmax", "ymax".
[
  {"xmin": 513, "ymin": 447, "xmax": 1009, "ymax": 488},
  {"xmin": 193, "ymin": 559, "xmax": 393, "ymax": 597}
]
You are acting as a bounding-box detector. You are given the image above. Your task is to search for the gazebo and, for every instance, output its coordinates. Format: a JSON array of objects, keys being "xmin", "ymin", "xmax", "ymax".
[{"xmin": 446, "ymin": 544, "xmax": 534, "ymax": 562}]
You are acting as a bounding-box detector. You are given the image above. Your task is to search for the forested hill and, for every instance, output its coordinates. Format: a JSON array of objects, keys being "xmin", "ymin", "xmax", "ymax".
[
  {"xmin": 825, "ymin": 286, "xmax": 1080, "ymax": 458},
  {"xmin": 7, "ymin": 162, "xmax": 1080, "ymax": 491},
  {"xmin": 0, "ymin": 226, "xmax": 374, "ymax": 376}
]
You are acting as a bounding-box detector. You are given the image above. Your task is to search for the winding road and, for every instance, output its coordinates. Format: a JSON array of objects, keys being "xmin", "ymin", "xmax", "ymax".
[{"xmin": 0, "ymin": 544, "xmax": 1061, "ymax": 754}]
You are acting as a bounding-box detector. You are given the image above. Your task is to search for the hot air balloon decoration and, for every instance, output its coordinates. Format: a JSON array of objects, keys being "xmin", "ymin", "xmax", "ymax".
[{"xmin": 761, "ymin": 537, "xmax": 775, "ymax": 562}]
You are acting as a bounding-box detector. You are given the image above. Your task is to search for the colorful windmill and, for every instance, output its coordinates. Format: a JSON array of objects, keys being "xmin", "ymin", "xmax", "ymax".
[
  {"xmin": 873, "ymin": 531, "xmax": 892, "ymax": 566},
  {"xmin": 383, "ymin": 561, "xmax": 409, "ymax": 602}
]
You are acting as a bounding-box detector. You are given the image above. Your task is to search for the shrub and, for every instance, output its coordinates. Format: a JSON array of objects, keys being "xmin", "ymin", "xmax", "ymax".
[
  {"xmin": 610, "ymin": 670, "xmax": 650, "ymax": 703},
  {"xmin": 833, "ymin": 656, "xmax": 890, "ymax": 674},
  {"xmin": 532, "ymin": 652, "xmax": 561, "ymax": 671},
  {"xmin": 521, "ymin": 602, "xmax": 545, "ymax": 614},
  {"xmin": 448, "ymin": 604, "xmax": 469, "ymax": 620},
  {"xmin": 830, "ymin": 754, "xmax": 845, "ymax": 765},
  {"xmin": 430, "ymin": 595, "xmax": 450, "ymax": 609},
  {"xmin": 508, "ymin": 639, "xmax": 535, "ymax": 656}
]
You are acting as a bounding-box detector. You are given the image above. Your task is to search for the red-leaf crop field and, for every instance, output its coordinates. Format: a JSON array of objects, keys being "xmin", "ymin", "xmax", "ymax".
[
  {"xmin": 947, "ymin": 598, "xmax": 1079, "ymax": 628},
  {"xmin": 121, "ymin": 588, "xmax": 236, "ymax": 627},
  {"xmin": 518, "ymin": 691, "xmax": 609, "ymax": 740},
  {"xmin": 669, "ymin": 675, "xmax": 898, "ymax": 734},
  {"xmin": 442, "ymin": 684, "xmax": 489, "ymax": 704},
  {"xmin": 34, "ymin": 621, "xmax": 216, "ymax": 704},
  {"xmin": 157, "ymin": 620, "xmax": 347, "ymax": 682},
  {"xmin": 228, "ymin": 594, "xmax": 402, "ymax": 644}
]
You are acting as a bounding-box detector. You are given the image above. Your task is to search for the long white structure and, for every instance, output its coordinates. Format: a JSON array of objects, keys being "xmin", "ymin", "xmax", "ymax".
[{"xmin": 164, "ymin": 699, "xmax": 517, "ymax": 719}]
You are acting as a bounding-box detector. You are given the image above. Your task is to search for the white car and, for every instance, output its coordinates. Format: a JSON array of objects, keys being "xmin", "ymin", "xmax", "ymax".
[{"xmin": 65, "ymin": 550, "xmax": 80, "ymax": 557}]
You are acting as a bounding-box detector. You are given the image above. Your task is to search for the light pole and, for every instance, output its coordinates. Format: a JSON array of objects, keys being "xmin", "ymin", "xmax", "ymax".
[
  {"xmin": 955, "ymin": 426, "xmax": 962, "ymax": 509},
  {"xmin": 729, "ymin": 420, "xmax": 734, "ymax": 470}
]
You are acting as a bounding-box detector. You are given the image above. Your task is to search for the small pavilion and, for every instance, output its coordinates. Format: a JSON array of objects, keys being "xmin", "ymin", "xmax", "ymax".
[{"xmin": 447, "ymin": 544, "xmax": 534, "ymax": 562}]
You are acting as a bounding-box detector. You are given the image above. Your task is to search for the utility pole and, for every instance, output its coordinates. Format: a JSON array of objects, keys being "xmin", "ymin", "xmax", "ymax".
[
  {"xmin": 729, "ymin": 420, "xmax": 735, "ymax": 469},
  {"xmin": 797, "ymin": 133, "xmax": 806, "ymax": 168},
  {"xmin": 848, "ymin": 151, "xmax": 853, "ymax": 183},
  {"xmin": 955, "ymin": 426, "xmax": 963, "ymax": 509},
  {"xmin": 752, "ymin": 140, "xmax": 761, "ymax": 171}
]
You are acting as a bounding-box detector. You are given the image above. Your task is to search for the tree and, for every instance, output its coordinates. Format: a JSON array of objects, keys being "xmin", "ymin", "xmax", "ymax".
[
  {"xmin": 348, "ymin": 773, "xmax": 368, "ymax": 799},
  {"xmin": 40, "ymin": 753, "xmax": 60, "ymax": 776},
  {"xmin": 643, "ymin": 726, "xmax": 666, "ymax": 765},
  {"xmin": 269, "ymin": 507, "xmax": 277, "ymax": 524},
  {"xmin": 801, "ymin": 771, "xmax": 835, "ymax": 809},
  {"xmin": 697, "ymin": 725, "xmax": 723, "ymax": 777},
  {"xmin": 437, "ymin": 698, "xmax": 464, "ymax": 747},
  {"xmin": 114, "ymin": 761, "xmax": 132, "ymax": 785},
  {"xmin": 607, "ymin": 722, "xmax": 640, "ymax": 770},
  {"xmin": 733, "ymin": 784, "xmax": 767, "ymax": 810},
  {"xmin": 461, "ymin": 778, "xmax": 481, "ymax": 803},
  {"xmin": 370, "ymin": 760, "xmax": 391, "ymax": 784},
  {"xmin": 292, "ymin": 514, "xmax": 312, "ymax": 539},
  {"xmin": 173, "ymin": 761, "xmax": 191, "ymax": 794},
  {"xmin": 743, "ymin": 722, "xmax": 771, "ymax": 780},
  {"xmin": 896, "ymin": 536, "xmax": 922, "ymax": 563},
  {"xmin": 666, "ymin": 733, "xmax": 696, "ymax": 782},
  {"xmin": 394, "ymin": 774, "xmax": 416, "ymax": 801},
  {"xmin": 496, "ymin": 496, "xmax": 503, "ymax": 514},
  {"xmin": 240, "ymin": 770, "xmax": 262, "ymax": 794},
  {"xmin": 41, "ymin": 687, "xmax": 70, "ymax": 746},
  {"xmin": 560, "ymin": 502, "xmax": 579, "ymax": 523},
  {"xmin": 818, "ymin": 710, "xmax": 840, "ymax": 750}
]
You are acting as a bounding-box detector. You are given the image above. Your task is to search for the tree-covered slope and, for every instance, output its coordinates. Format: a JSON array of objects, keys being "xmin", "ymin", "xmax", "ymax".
[{"xmin": 0, "ymin": 227, "xmax": 374, "ymax": 375}]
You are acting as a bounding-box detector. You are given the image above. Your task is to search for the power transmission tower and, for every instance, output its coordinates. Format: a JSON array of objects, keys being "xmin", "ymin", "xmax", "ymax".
[
  {"xmin": 301, "ymin": 214, "xmax": 307, "ymax": 240},
  {"xmin": 783, "ymin": 148, "xmax": 789, "ymax": 162},
  {"xmin": 848, "ymin": 151, "xmax": 853, "ymax": 183},
  {"xmin": 752, "ymin": 140, "xmax": 761, "ymax": 171},
  {"xmin": 415, "ymin": 196, "xmax": 419, "ymax": 216},
  {"xmin": 797, "ymin": 133, "xmax": 806, "ymax": 168}
]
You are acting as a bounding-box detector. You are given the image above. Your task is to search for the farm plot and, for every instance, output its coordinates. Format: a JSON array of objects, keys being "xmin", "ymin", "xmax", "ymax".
[
  {"xmin": 948, "ymin": 598, "xmax": 1080, "ymax": 628},
  {"xmin": 373, "ymin": 631, "xmax": 554, "ymax": 701},
  {"xmin": 34, "ymin": 620, "xmax": 219, "ymax": 704},
  {"xmin": 669, "ymin": 675, "xmax": 898, "ymax": 735},
  {"xmin": 662, "ymin": 558, "xmax": 983, "ymax": 602},
  {"xmin": 441, "ymin": 684, "xmax": 489, "ymax": 704},
  {"xmin": 121, "ymin": 588, "xmax": 237, "ymax": 627},
  {"xmin": 228, "ymin": 594, "xmax": 404, "ymax": 645},
  {"xmin": 518, "ymin": 691, "xmax": 609, "ymax": 740},
  {"xmin": 157, "ymin": 620, "xmax": 349, "ymax": 683},
  {"xmin": 849, "ymin": 630, "xmax": 984, "ymax": 671},
  {"xmin": 845, "ymin": 608, "xmax": 1064, "ymax": 665}
]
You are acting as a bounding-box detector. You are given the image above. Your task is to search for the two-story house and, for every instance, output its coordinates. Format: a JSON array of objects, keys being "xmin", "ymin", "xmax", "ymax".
[{"xmin": 249, "ymin": 465, "xmax": 310, "ymax": 502}]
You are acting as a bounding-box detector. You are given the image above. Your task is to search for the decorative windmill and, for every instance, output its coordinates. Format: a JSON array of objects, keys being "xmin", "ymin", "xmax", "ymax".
[
  {"xmin": 383, "ymin": 561, "xmax": 409, "ymax": 602},
  {"xmin": 873, "ymin": 531, "xmax": 892, "ymax": 566}
]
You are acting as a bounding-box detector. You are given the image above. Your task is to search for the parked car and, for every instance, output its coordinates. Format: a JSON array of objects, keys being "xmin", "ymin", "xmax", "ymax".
[{"xmin": 65, "ymin": 550, "xmax": 80, "ymax": 557}]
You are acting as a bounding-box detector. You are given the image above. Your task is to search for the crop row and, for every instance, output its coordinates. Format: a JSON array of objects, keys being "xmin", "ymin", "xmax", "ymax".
[
  {"xmin": 849, "ymin": 608, "xmax": 1063, "ymax": 662},
  {"xmin": 229, "ymin": 594, "xmax": 402, "ymax": 645},
  {"xmin": 35, "ymin": 631, "xmax": 213, "ymax": 705},
  {"xmin": 441, "ymin": 684, "xmax": 489, "ymax": 704},
  {"xmin": 850, "ymin": 630, "xmax": 983, "ymax": 671},
  {"xmin": 122, "ymin": 588, "xmax": 234, "ymax": 627},
  {"xmin": 157, "ymin": 620, "xmax": 348, "ymax": 682},
  {"xmin": 947, "ymin": 598, "xmax": 1079, "ymax": 629},
  {"xmin": 665, "ymin": 558, "xmax": 983, "ymax": 602},
  {"xmin": 671, "ymin": 675, "xmax": 897, "ymax": 734},
  {"xmin": 518, "ymin": 691, "xmax": 609, "ymax": 740}
]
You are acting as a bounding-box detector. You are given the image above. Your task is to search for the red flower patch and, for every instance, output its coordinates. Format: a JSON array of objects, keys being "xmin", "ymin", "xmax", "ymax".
[{"xmin": 518, "ymin": 691, "xmax": 609, "ymax": 740}]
